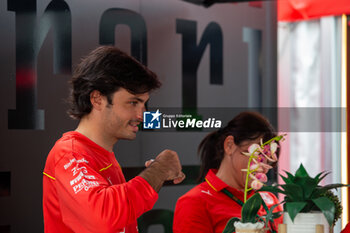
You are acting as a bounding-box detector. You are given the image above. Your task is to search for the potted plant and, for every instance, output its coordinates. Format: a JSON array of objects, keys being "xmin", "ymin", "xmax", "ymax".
[
  {"xmin": 260, "ymin": 164, "xmax": 348, "ymax": 233},
  {"xmin": 222, "ymin": 135, "xmax": 286, "ymax": 233},
  {"xmin": 222, "ymin": 192, "xmax": 281, "ymax": 233}
]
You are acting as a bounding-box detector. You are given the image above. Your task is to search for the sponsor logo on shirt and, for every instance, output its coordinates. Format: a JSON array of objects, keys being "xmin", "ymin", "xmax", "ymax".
[
  {"xmin": 72, "ymin": 179, "xmax": 99, "ymax": 194},
  {"xmin": 201, "ymin": 190, "xmax": 213, "ymax": 196},
  {"xmin": 64, "ymin": 158, "xmax": 88, "ymax": 170},
  {"xmin": 71, "ymin": 165, "xmax": 87, "ymax": 176},
  {"xmin": 70, "ymin": 171, "xmax": 96, "ymax": 186},
  {"xmin": 66, "ymin": 159, "xmax": 100, "ymax": 194}
]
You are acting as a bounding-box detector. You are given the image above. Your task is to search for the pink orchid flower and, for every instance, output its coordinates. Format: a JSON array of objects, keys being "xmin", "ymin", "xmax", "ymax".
[
  {"xmin": 255, "ymin": 173, "xmax": 268, "ymax": 183},
  {"xmin": 242, "ymin": 134, "xmax": 286, "ymax": 202},
  {"xmin": 251, "ymin": 179, "xmax": 263, "ymax": 190}
]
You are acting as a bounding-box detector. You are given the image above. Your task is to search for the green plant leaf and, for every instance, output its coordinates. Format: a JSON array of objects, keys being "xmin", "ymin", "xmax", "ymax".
[
  {"xmin": 282, "ymin": 171, "xmax": 296, "ymax": 183},
  {"xmin": 312, "ymin": 184, "xmax": 350, "ymax": 199},
  {"xmin": 312, "ymin": 197, "xmax": 335, "ymax": 226},
  {"xmin": 295, "ymin": 164, "xmax": 310, "ymax": 178},
  {"xmin": 311, "ymin": 188, "xmax": 326, "ymax": 199},
  {"xmin": 258, "ymin": 186, "xmax": 285, "ymax": 194},
  {"xmin": 264, "ymin": 202, "xmax": 282, "ymax": 226},
  {"xmin": 303, "ymin": 180, "xmax": 319, "ymax": 199},
  {"xmin": 241, "ymin": 193, "xmax": 262, "ymax": 223},
  {"xmin": 301, "ymin": 200, "xmax": 317, "ymax": 213},
  {"xmin": 285, "ymin": 171, "xmax": 295, "ymax": 179},
  {"xmin": 285, "ymin": 202, "xmax": 307, "ymax": 222},
  {"xmin": 321, "ymin": 183, "xmax": 350, "ymax": 190},
  {"xmin": 281, "ymin": 184, "xmax": 304, "ymax": 202},
  {"xmin": 314, "ymin": 171, "xmax": 324, "ymax": 181},
  {"xmin": 271, "ymin": 212, "xmax": 283, "ymax": 219},
  {"xmin": 317, "ymin": 171, "xmax": 331, "ymax": 183},
  {"xmin": 281, "ymin": 174, "xmax": 292, "ymax": 184},
  {"xmin": 292, "ymin": 176, "xmax": 318, "ymax": 199},
  {"xmin": 322, "ymin": 190, "xmax": 343, "ymax": 225},
  {"xmin": 222, "ymin": 217, "xmax": 240, "ymax": 233}
]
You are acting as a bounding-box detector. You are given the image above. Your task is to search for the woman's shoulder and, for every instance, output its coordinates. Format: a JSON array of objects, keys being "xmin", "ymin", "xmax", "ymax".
[
  {"xmin": 173, "ymin": 183, "xmax": 214, "ymax": 233},
  {"xmin": 176, "ymin": 181, "xmax": 213, "ymax": 205},
  {"xmin": 174, "ymin": 182, "xmax": 213, "ymax": 219}
]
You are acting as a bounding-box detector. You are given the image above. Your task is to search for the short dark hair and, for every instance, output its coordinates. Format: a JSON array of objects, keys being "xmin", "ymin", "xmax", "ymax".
[
  {"xmin": 197, "ymin": 111, "xmax": 278, "ymax": 181},
  {"xmin": 67, "ymin": 46, "xmax": 161, "ymax": 119}
]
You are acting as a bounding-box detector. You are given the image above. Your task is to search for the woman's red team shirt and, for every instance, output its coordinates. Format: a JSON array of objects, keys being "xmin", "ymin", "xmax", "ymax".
[{"xmin": 173, "ymin": 169, "xmax": 283, "ymax": 233}]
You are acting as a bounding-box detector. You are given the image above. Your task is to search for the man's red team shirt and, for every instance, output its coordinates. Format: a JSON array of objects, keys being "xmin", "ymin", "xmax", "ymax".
[
  {"xmin": 43, "ymin": 131, "xmax": 158, "ymax": 233},
  {"xmin": 173, "ymin": 169, "xmax": 283, "ymax": 233}
]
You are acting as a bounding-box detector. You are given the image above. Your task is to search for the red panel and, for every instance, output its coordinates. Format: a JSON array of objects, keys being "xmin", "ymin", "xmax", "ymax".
[
  {"xmin": 249, "ymin": 1, "xmax": 262, "ymax": 8},
  {"xmin": 278, "ymin": 0, "xmax": 350, "ymax": 22},
  {"xmin": 347, "ymin": 15, "xmax": 350, "ymax": 225}
]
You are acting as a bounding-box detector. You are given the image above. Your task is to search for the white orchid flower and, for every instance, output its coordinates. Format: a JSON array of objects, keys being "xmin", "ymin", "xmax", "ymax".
[
  {"xmin": 262, "ymin": 153, "xmax": 277, "ymax": 163},
  {"xmin": 248, "ymin": 144, "xmax": 260, "ymax": 155},
  {"xmin": 270, "ymin": 142, "xmax": 278, "ymax": 154},
  {"xmin": 241, "ymin": 151, "xmax": 252, "ymax": 157}
]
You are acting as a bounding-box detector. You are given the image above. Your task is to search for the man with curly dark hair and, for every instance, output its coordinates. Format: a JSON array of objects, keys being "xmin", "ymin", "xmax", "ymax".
[{"xmin": 43, "ymin": 46, "xmax": 185, "ymax": 233}]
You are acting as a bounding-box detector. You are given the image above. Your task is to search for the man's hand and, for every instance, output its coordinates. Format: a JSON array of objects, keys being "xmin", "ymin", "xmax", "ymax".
[
  {"xmin": 140, "ymin": 150, "xmax": 185, "ymax": 192},
  {"xmin": 154, "ymin": 150, "xmax": 185, "ymax": 184}
]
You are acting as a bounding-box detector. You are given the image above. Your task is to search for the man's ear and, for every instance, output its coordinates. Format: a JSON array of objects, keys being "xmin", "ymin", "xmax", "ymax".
[
  {"xmin": 223, "ymin": 135, "xmax": 236, "ymax": 156},
  {"xmin": 90, "ymin": 90, "xmax": 105, "ymax": 111}
]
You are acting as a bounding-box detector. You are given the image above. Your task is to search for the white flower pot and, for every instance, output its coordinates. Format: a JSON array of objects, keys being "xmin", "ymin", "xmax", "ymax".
[
  {"xmin": 283, "ymin": 212, "xmax": 330, "ymax": 233},
  {"xmin": 234, "ymin": 222, "xmax": 267, "ymax": 233}
]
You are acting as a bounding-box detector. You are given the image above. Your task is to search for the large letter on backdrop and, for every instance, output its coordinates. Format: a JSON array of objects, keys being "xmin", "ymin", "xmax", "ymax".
[
  {"xmin": 99, "ymin": 8, "xmax": 147, "ymax": 65},
  {"xmin": 176, "ymin": 19, "xmax": 223, "ymax": 112},
  {"xmin": 8, "ymin": 0, "xmax": 72, "ymax": 130}
]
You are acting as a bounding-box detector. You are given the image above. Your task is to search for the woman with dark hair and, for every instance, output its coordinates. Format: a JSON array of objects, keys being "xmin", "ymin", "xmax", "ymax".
[{"xmin": 173, "ymin": 111, "xmax": 283, "ymax": 233}]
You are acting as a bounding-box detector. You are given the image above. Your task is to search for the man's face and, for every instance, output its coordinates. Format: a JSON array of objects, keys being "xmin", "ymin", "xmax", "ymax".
[{"xmin": 101, "ymin": 88, "xmax": 149, "ymax": 141}]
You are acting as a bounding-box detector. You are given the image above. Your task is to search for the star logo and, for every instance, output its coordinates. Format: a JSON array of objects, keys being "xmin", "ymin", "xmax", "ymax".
[
  {"xmin": 143, "ymin": 109, "xmax": 162, "ymax": 129},
  {"xmin": 150, "ymin": 109, "xmax": 162, "ymax": 122}
]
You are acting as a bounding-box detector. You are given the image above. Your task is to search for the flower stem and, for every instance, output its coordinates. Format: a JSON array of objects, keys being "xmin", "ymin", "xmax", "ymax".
[
  {"xmin": 244, "ymin": 154, "xmax": 254, "ymax": 202},
  {"xmin": 262, "ymin": 135, "xmax": 285, "ymax": 146}
]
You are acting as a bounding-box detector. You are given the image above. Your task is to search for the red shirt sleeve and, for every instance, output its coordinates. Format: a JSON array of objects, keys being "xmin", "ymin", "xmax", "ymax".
[
  {"xmin": 54, "ymin": 153, "xmax": 158, "ymax": 233},
  {"xmin": 173, "ymin": 195, "xmax": 214, "ymax": 233}
]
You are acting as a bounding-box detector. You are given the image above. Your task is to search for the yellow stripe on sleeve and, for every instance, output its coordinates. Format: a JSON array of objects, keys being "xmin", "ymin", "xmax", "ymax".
[
  {"xmin": 99, "ymin": 163, "xmax": 113, "ymax": 172},
  {"xmin": 43, "ymin": 172, "xmax": 56, "ymax": 180}
]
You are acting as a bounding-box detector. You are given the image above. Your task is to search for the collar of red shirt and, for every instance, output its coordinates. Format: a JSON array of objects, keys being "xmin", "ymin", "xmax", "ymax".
[
  {"xmin": 64, "ymin": 131, "xmax": 115, "ymax": 157},
  {"xmin": 205, "ymin": 169, "xmax": 246, "ymax": 201}
]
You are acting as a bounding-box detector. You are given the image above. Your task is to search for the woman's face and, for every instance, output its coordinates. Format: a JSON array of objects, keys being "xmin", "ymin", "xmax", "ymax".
[{"xmin": 230, "ymin": 138, "xmax": 263, "ymax": 190}]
